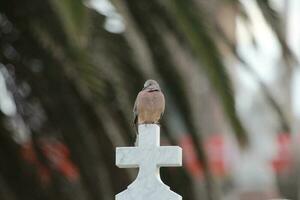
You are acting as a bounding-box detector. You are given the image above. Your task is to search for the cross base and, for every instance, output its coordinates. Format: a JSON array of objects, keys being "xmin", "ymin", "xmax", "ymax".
[{"xmin": 116, "ymin": 182, "xmax": 182, "ymax": 200}]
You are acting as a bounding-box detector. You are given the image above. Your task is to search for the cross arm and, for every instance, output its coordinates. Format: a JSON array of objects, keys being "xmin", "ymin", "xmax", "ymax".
[
  {"xmin": 157, "ymin": 146, "xmax": 182, "ymax": 167},
  {"xmin": 116, "ymin": 147, "xmax": 140, "ymax": 168}
]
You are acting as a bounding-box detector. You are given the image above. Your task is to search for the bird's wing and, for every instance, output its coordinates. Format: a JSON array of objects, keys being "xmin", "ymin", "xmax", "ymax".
[
  {"xmin": 160, "ymin": 91, "xmax": 165, "ymax": 118},
  {"xmin": 132, "ymin": 95, "xmax": 138, "ymax": 134}
]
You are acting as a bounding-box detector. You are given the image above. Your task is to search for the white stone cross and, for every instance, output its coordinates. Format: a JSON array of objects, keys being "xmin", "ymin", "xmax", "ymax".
[{"xmin": 116, "ymin": 124, "xmax": 182, "ymax": 200}]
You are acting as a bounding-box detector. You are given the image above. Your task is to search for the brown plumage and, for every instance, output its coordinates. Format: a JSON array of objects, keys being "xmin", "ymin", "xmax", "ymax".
[{"xmin": 133, "ymin": 80, "xmax": 165, "ymax": 133}]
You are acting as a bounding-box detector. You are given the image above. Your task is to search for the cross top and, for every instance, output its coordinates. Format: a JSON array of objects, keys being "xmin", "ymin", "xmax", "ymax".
[{"xmin": 116, "ymin": 124, "xmax": 182, "ymax": 200}]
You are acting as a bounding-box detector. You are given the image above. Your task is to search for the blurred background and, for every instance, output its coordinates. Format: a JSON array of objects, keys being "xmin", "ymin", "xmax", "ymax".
[{"xmin": 0, "ymin": 0, "xmax": 299, "ymax": 199}]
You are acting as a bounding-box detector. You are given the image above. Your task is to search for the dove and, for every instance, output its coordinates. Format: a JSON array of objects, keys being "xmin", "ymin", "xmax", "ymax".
[{"xmin": 133, "ymin": 80, "xmax": 165, "ymax": 144}]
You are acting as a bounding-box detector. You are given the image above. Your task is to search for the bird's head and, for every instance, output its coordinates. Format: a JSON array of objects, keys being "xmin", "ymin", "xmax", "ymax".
[{"xmin": 143, "ymin": 79, "xmax": 161, "ymax": 91}]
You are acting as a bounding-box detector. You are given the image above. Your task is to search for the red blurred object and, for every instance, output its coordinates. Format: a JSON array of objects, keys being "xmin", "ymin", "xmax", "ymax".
[
  {"xmin": 180, "ymin": 132, "xmax": 294, "ymax": 179},
  {"xmin": 39, "ymin": 139, "xmax": 79, "ymax": 182},
  {"xmin": 20, "ymin": 141, "xmax": 51, "ymax": 185},
  {"xmin": 20, "ymin": 138, "xmax": 80, "ymax": 183},
  {"xmin": 179, "ymin": 134, "xmax": 227, "ymax": 179},
  {"xmin": 21, "ymin": 141, "xmax": 38, "ymax": 163},
  {"xmin": 272, "ymin": 133, "xmax": 292, "ymax": 173},
  {"xmin": 205, "ymin": 135, "xmax": 226, "ymax": 177},
  {"xmin": 179, "ymin": 135, "xmax": 204, "ymax": 179}
]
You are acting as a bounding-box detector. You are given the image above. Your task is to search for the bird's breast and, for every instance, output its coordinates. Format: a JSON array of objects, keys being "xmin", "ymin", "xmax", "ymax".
[{"xmin": 136, "ymin": 91, "xmax": 165, "ymax": 124}]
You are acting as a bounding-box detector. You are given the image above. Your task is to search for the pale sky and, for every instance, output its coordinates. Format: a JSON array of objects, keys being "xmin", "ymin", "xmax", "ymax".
[
  {"xmin": 88, "ymin": 0, "xmax": 125, "ymax": 33},
  {"xmin": 236, "ymin": 0, "xmax": 300, "ymax": 117},
  {"xmin": 0, "ymin": 65, "xmax": 16, "ymax": 116}
]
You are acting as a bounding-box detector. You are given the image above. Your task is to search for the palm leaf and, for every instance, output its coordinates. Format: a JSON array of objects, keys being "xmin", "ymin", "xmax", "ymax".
[
  {"xmin": 50, "ymin": 0, "xmax": 89, "ymax": 48},
  {"xmin": 169, "ymin": 0, "xmax": 248, "ymax": 147}
]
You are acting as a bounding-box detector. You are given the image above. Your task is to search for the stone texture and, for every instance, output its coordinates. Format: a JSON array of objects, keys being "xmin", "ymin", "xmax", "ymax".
[{"xmin": 116, "ymin": 124, "xmax": 182, "ymax": 200}]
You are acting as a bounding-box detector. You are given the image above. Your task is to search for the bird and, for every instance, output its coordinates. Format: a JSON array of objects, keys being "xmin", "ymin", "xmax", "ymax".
[{"xmin": 133, "ymin": 80, "xmax": 165, "ymax": 144}]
